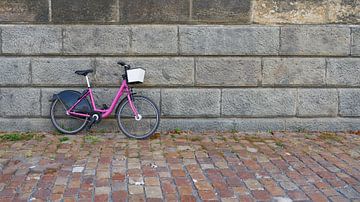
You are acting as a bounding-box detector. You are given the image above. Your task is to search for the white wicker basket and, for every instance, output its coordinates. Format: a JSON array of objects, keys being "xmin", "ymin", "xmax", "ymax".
[{"xmin": 127, "ymin": 68, "xmax": 145, "ymax": 83}]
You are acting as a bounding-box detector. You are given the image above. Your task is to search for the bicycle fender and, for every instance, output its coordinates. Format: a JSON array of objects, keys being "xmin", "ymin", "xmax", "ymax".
[{"xmin": 51, "ymin": 90, "xmax": 92, "ymax": 113}]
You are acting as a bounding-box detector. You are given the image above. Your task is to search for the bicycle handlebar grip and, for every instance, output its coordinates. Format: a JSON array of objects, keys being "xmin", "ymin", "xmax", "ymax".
[{"xmin": 117, "ymin": 61, "xmax": 126, "ymax": 66}]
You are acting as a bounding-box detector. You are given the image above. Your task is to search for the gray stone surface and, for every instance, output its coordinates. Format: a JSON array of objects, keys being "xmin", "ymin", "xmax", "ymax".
[
  {"xmin": 280, "ymin": 26, "xmax": 350, "ymax": 56},
  {"xmin": 0, "ymin": 58, "xmax": 30, "ymax": 85},
  {"xmin": 179, "ymin": 26, "xmax": 279, "ymax": 55},
  {"xmin": 222, "ymin": 89, "xmax": 296, "ymax": 117},
  {"xmin": 162, "ymin": 89, "xmax": 221, "ymax": 117},
  {"xmin": 119, "ymin": 0, "xmax": 189, "ymax": 23},
  {"xmin": 298, "ymin": 89, "xmax": 338, "ymax": 117},
  {"xmin": 337, "ymin": 186, "xmax": 360, "ymax": 199},
  {"xmin": 52, "ymin": 0, "xmax": 118, "ymax": 23},
  {"xmin": 195, "ymin": 58, "xmax": 261, "ymax": 86},
  {"xmin": 0, "ymin": 88, "xmax": 40, "ymax": 116},
  {"xmin": 262, "ymin": 58, "xmax": 326, "ymax": 86},
  {"xmin": 2, "ymin": 117, "xmax": 360, "ymax": 132},
  {"xmin": 41, "ymin": 88, "xmax": 160, "ymax": 117},
  {"xmin": 285, "ymin": 118, "xmax": 360, "ymax": 132},
  {"xmin": 32, "ymin": 58, "xmax": 93, "ymax": 86},
  {"xmin": 131, "ymin": 26, "xmax": 178, "ymax": 55},
  {"xmin": 0, "ymin": 24, "xmax": 358, "ymax": 132},
  {"xmin": 95, "ymin": 57, "xmax": 194, "ymax": 86},
  {"xmin": 352, "ymin": 27, "xmax": 360, "ymax": 55},
  {"xmin": 327, "ymin": 58, "xmax": 360, "ymax": 86},
  {"xmin": 339, "ymin": 89, "xmax": 360, "ymax": 117},
  {"xmin": 160, "ymin": 118, "xmax": 235, "ymax": 132},
  {"xmin": 0, "ymin": 0, "xmax": 48, "ymax": 22},
  {"xmin": 0, "ymin": 118, "xmax": 51, "ymax": 132},
  {"xmin": 234, "ymin": 119, "xmax": 286, "ymax": 131},
  {"xmin": 253, "ymin": 0, "xmax": 328, "ymax": 24},
  {"xmin": 63, "ymin": 26, "xmax": 131, "ymax": 54},
  {"xmin": 1, "ymin": 25, "xmax": 62, "ymax": 54},
  {"xmin": 192, "ymin": 0, "xmax": 251, "ymax": 23}
]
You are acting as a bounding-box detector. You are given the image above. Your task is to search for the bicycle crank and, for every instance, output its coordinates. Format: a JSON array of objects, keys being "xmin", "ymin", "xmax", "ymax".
[
  {"xmin": 87, "ymin": 113, "xmax": 101, "ymax": 130},
  {"xmin": 135, "ymin": 114, "xmax": 142, "ymax": 121}
]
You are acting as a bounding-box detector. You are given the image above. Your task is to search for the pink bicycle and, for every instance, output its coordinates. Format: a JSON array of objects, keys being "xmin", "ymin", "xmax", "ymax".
[{"xmin": 49, "ymin": 61, "xmax": 160, "ymax": 139}]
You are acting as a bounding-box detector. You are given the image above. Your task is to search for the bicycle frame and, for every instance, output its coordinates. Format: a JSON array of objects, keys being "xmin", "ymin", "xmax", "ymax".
[{"xmin": 66, "ymin": 79, "xmax": 139, "ymax": 119}]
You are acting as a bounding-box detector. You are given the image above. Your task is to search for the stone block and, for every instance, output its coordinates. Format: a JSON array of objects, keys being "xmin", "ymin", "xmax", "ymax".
[
  {"xmin": 298, "ymin": 89, "xmax": 338, "ymax": 117},
  {"xmin": 0, "ymin": 118, "xmax": 51, "ymax": 132},
  {"xmin": 351, "ymin": 27, "xmax": 360, "ymax": 56},
  {"xmin": 63, "ymin": 26, "xmax": 130, "ymax": 54},
  {"xmin": 95, "ymin": 57, "xmax": 194, "ymax": 86},
  {"xmin": 222, "ymin": 89, "xmax": 296, "ymax": 117},
  {"xmin": 0, "ymin": 58, "xmax": 30, "ymax": 85},
  {"xmin": 262, "ymin": 58, "xmax": 326, "ymax": 86},
  {"xmin": 253, "ymin": 0, "xmax": 328, "ymax": 24},
  {"xmin": 0, "ymin": 88, "xmax": 40, "ymax": 116},
  {"xmin": 161, "ymin": 89, "xmax": 221, "ymax": 117},
  {"xmin": 1, "ymin": 26, "xmax": 62, "ymax": 54},
  {"xmin": 131, "ymin": 26, "xmax": 178, "ymax": 54},
  {"xmin": 195, "ymin": 58, "xmax": 261, "ymax": 86},
  {"xmin": 327, "ymin": 58, "xmax": 360, "ymax": 86},
  {"xmin": 119, "ymin": 0, "xmax": 189, "ymax": 23},
  {"xmin": 31, "ymin": 58, "xmax": 93, "ymax": 86},
  {"xmin": 339, "ymin": 89, "xmax": 360, "ymax": 116},
  {"xmin": 280, "ymin": 26, "xmax": 350, "ymax": 56},
  {"xmin": 52, "ymin": 0, "xmax": 118, "ymax": 22},
  {"xmin": 285, "ymin": 118, "xmax": 360, "ymax": 132},
  {"xmin": 235, "ymin": 119, "xmax": 286, "ymax": 132},
  {"xmin": 160, "ymin": 118, "xmax": 235, "ymax": 132},
  {"xmin": 179, "ymin": 26, "xmax": 279, "ymax": 55},
  {"xmin": 192, "ymin": 0, "xmax": 250, "ymax": 23},
  {"xmin": 328, "ymin": 0, "xmax": 360, "ymax": 24},
  {"xmin": 0, "ymin": 0, "xmax": 48, "ymax": 22}
]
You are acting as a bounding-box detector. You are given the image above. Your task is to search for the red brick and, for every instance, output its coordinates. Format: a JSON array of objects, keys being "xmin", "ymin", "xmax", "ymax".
[
  {"xmin": 112, "ymin": 173, "xmax": 125, "ymax": 181},
  {"xmin": 218, "ymin": 188, "xmax": 234, "ymax": 198},
  {"xmin": 308, "ymin": 192, "xmax": 328, "ymax": 202},
  {"xmin": 171, "ymin": 170, "xmax": 186, "ymax": 177},
  {"xmin": 174, "ymin": 177, "xmax": 190, "ymax": 186},
  {"xmin": 287, "ymin": 190, "xmax": 309, "ymax": 201},
  {"xmin": 329, "ymin": 195, "xmax": 349, "ymax": 202},
  {"xmin": 265, "ymin": 185, "xmax": 285, "ymax": 196},
  {"xmin": 239, "ymin": 195, "xmax": 255, "ymax": 202},
  {"xmin": 237, "ymin": 171, "xmax": 255, "ymax": 180},
  {"xmin": 198, "ymin": 190, "xmax": 217, "ymax": 200},
  {"xmin": 252, "ymin": 190, "xmax": 271, "ymax": 201},
  {"xmin": 226, "ymin": 177, "xmax": 243, "ymax": 187},
  {"xmin": 181, "ymin": 195, "xmax": 196, "ymax": 202}
]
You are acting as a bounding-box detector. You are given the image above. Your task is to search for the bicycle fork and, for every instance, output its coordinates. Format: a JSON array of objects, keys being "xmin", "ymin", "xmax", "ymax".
[{"xmin": 127, "ymin": 88, "xmax": 142, "ymax": 121}]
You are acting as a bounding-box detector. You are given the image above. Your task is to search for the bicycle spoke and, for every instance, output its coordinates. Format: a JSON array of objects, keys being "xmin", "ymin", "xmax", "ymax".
[{"xmin": 117, "ymin": 96, "xmax": 159, "ymax": 139}]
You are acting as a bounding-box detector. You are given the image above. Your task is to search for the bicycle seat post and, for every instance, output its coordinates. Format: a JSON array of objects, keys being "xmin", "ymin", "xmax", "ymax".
[{"xmin": 85, "ymin": 76, "xmax": 90, "ymax": 88}]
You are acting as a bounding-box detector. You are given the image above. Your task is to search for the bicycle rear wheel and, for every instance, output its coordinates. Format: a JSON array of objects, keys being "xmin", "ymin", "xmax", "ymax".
[
  {"xmin": 50, "ymin": 99, "xmax": 89, "ymax": 134},
  {"xmin": 117, "ymin": 96, "xmax": 160, "ymax": 139}
]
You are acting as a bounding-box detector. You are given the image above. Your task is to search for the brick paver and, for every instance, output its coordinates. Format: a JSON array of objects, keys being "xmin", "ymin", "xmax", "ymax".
[{"xmin": 0, "ymin": 131, "xmax": 359, "ymax": 201}]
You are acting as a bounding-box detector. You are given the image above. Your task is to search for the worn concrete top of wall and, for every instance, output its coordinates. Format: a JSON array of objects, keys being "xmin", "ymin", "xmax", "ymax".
[{"xmin": 0, "ymin": 0, "xmax": 358, "ymax": 24}]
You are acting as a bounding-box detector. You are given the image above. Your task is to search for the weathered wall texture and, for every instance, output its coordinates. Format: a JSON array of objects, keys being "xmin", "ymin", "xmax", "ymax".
[{"xmin": 0, "ymin": 0, "xmax": 359, "ymax": 132}]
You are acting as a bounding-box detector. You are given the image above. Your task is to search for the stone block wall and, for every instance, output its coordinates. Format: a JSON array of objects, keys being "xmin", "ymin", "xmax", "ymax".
[{"xmin": 0, "ymin": 0, "xmax": 359, "ymax": 132}]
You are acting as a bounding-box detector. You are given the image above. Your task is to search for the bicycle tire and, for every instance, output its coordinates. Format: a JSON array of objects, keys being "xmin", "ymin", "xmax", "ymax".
[
  {"xmin": 116, "ymin": 96, "xmax": 160, "ymax": 139},
  {"xmin": 50, "ymin": 99, "xmax": 89, "ymax": 134}
]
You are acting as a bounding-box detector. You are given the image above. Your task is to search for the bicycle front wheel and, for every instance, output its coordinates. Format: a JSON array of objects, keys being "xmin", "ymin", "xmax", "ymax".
[
  {"xmin": 50, "ymin": 99, "xmax": 89, "ymax": 134},
  {"xmin": 117, "ymin": 96, "xmax": 160, "ymax": 139}
]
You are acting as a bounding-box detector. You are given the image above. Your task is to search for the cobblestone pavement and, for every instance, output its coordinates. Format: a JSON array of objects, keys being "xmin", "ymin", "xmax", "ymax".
[{"xmin": 0, "ymin": 131, "xmax": 359, "ymax": 202}]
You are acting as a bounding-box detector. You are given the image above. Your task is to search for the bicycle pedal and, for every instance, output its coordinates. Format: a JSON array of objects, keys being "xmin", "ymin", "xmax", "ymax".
[
  {"xmin": 87, "ymin": 114, "xmax": 100, "ymax": 130},
  {"xmin": 87, "ymin": 118, "xmax": 96, "ymax": 130},
  {"xmin": 102, "ymin": 104, "xmax": 109, "ymax": 110}
]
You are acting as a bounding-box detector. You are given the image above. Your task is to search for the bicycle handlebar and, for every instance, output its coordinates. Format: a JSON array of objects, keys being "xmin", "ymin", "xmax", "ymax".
[
  {"xmin": 117, "ymin": 61, "xmax": 130, "ymax": 70},
  {"xmin": 117, "ymin": 61, "xmax": 126, "ymax": 66}
]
